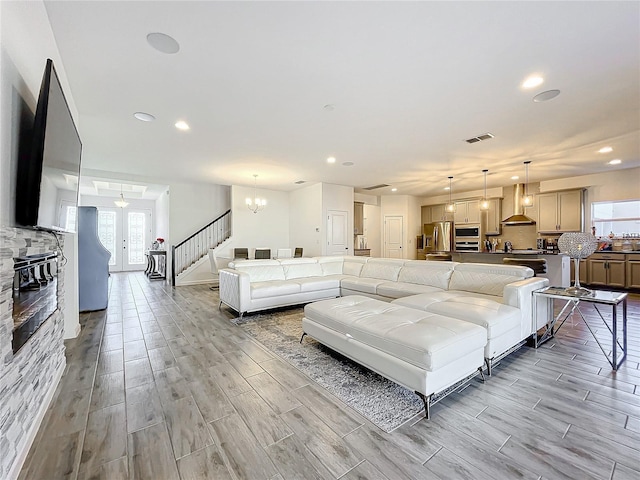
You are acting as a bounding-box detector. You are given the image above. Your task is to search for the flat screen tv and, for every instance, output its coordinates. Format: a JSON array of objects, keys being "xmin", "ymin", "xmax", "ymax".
[{"xmin": 16, "ymin": 58, "xmax": 82, "ymax": 233}]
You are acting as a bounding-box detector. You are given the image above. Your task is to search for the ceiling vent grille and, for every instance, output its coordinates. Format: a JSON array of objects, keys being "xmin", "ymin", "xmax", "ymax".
[
  {"xmin": 363, "ymin": 184, "xmax": 390, "ymax": 190},
  {"xmin": 465, "ymin": 132, "xmax": 494, "ymax": 144}
]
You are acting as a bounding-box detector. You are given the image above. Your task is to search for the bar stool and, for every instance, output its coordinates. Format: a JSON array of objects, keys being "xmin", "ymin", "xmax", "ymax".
[{"xmin": 502, "ymin": 258, "xmax": 547, "ymax": 276}]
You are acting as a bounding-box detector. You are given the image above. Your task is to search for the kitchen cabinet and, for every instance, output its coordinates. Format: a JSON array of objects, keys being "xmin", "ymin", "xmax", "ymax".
[
  {"xmin": 626, "ymin": 254, "xmax": 640, "ymax": 289},
  {"xmin": 424, "ymin": 204, "xmax": 453, "ymax": 222},
  {"xmin": 484, "ymin": 198, "xmax": 502, "ymax": 235},
  {"xmin": 537, "ymin": 190, "xmax": 583, "ymax": 233},
  {"xmin": 454, "ymin": 200, "xmax": 481, "ymax": 224},
  {"xmin": 588, "ymin": 253, "xmax": 626, "ymax": 288},
  {"xmin": 569, "ymin": 258, "xmax": 588, "ymax": 286},
  {"xmin": 421, "ymin": 205, "xmax": 431, "ymax": 225},
  {"xmin": 354, "ymin": 202, "xmax": 364, "ymax": 235}
]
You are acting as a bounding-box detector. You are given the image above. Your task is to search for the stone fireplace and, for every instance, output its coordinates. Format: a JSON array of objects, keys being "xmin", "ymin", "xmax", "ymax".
[{"xmin": 0, "ymin": 226, "xmax": 67, "ymax": 479}]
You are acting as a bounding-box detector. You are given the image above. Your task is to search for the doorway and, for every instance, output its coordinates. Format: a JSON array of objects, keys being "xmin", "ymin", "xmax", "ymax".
[
  {"xmin": 384, "ymin": 215, "xmax": 404, "ymax": 258},
  {"xmin": 97, "ymin": 207, "xmax": 152, "ymax": 272}
]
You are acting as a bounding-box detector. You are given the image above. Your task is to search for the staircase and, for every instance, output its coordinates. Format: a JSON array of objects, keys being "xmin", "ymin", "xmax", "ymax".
[{"xmin": 171, "ymin": 209, "xmax": 231, "ymax": 286}]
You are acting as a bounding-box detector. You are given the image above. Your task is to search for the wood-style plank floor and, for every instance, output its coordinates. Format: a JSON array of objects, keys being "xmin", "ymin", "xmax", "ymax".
[{"xmin": 19, "ymin": 273, "xmax": 640, "ymax": 479}]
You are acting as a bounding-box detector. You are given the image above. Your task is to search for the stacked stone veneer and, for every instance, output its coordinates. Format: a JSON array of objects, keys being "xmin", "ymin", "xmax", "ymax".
[{"xmin": 0, "ymin": 227, "xmax": 66, "ymax": 479}]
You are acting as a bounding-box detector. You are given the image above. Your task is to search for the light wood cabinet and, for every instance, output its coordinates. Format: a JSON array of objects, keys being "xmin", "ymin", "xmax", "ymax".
[
  {"xmin": 454, "ymin": 200, "xmax": 481, "ymax": 224},
  {"xmin": 421, "ymin": 205, "xmax": 431, "ymax": 225},
  {"xmin": 484, "ymin": 198, "xmax": 502, "ymax": 235},
  {"xmin": 569, "ymin": 258, "xmax": 588, "ymax": 286},
  {"xmin": 626, "ymin": 254, "xmax": 640, "ymax": 289},
  {"xmin": 587, "ymin": 253, "xmax": 626, "ymax": 288},
  {"xmin": 537, "ymin": 190, "xmax": 583, "ymax": 233},
  {"xmin": 354, "ymin": 202, "xmax": 364, "ymax": 235},
  {"xmin": 424, "ymin": 204, "xmax": 453, "ymax": 222}
]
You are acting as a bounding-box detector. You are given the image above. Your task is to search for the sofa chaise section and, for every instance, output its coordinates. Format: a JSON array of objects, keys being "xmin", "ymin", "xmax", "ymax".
[{"xmin": 302, "ymin": 295, "xmax": 488, "ymax": 418}]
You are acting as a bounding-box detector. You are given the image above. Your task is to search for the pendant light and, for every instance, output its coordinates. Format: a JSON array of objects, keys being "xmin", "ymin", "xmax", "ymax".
[
  {"xmin": 522, "ymin": 161, "xmax": 534, "ymax": 207},
  {"xmin": 246, "ymin": 174, "xmax": 266, "ymax": 213},
  {"xmin": 114, "ymin": 184, "xmax": 129, "ymax": 208},
  {"xmin": 445, "ymin": 176, "xmax": 456, "ymax": 213},
  {"xmin": 480, "ymin": 169, "xmax": 489, "ymax": 211}
]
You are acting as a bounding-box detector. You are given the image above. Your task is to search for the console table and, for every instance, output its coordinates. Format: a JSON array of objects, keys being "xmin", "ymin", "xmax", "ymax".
[
  {"xmin": 145, "ymin": 250, "xmax": 166, "ymax": 280},
  {"xmin": 532, "ymin": 286, "xmax": 627, "ymax": 370}
]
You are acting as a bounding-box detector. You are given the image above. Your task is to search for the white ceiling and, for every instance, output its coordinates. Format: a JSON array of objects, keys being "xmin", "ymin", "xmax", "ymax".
[{"xmin": 44, "ymin": 1, "xmax": 640, "ymax": 197}]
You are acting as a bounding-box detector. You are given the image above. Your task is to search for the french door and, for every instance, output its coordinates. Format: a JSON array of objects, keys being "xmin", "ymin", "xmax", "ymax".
[{"xmin": 97, "ymin": 207, "xmax": 152, "ymax": 272}]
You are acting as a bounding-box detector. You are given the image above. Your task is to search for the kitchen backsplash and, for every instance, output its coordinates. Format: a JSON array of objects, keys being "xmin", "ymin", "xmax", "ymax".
[{"xmin": 493, "ymin": 223, "xmax": 540, "ymax": 250}]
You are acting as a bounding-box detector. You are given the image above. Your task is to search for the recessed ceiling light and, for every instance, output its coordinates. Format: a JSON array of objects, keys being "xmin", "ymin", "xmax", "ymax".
[
  {"xmin": 522, "ymin": 75, "xmax": 544, "ymax": 89},
  {"xmin": 342, "ymin": 162, "xmax": 354, "ymax": 166},
  {"xmin": 175, "ymin": 120, "xmax": 190, "ymax": 130},
  {"xmin": 444, "ymin": 186, "xmax": 450, "ymax": 191},
  {"xmin": 598, "ymin": 146, "xmax": 613, "ymax": 154},
  {"xmin": 608, "ymin": 159, "xmax": 622, "ymax": 165},
  {"xmin": 327, "ymin": 157, "xmax": 336, "ymax": 164},
  {"xmin": 533, "ymin": 89, "xmax": 561, "ymax": 102},
  {"xmin": 133, "ymin": 112, "xmax": 155, "ymax": 122},
  {"xmin": 391, "ymin": 188, "xmax": 397, "ymax": 192},
  {"xmin": 147, "ymin": 32, "xmax": 180, "ymax": 54},
  {"xmin": 511, "ymin": 175, "xmax": 519, "ymax": 180}
]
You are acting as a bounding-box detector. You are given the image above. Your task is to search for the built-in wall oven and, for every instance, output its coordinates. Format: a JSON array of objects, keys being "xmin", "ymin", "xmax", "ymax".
[{"xmin": 455, "ymin": 224, "xmax": 481, "ymax": 252}]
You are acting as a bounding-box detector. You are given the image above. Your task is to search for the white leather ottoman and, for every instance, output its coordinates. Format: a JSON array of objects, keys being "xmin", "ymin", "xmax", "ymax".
[{"xmin": 301, "ymin": 295, "xmax": 487, "ymax": 418}]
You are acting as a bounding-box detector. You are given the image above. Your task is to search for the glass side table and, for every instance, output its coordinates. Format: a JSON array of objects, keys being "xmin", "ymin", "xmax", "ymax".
[{"xmin": 532, "ymin": 287, "xmax": 627, "ymax": 370}]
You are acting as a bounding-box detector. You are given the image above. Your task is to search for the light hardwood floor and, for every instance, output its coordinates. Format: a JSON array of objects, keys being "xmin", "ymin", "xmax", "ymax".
[{"xmin": 19, "ymin": 272, "xmax": 640, "ymax": 479}]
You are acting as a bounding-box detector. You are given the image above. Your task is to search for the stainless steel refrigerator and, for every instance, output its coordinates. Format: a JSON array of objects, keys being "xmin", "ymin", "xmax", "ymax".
[{"xmin": 423, "ymin": 221, "xmax": 454, "ymax": 253}]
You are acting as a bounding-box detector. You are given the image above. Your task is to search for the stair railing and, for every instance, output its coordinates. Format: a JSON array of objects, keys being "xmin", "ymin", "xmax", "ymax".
[{"xmin": 171, "ymin": 209, "xmax": 231, "ymax": 286}]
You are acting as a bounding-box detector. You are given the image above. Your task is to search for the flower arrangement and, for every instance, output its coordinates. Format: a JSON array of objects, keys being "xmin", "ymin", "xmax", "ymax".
[{"xmin": 156, "ymin": 238, "xmax": 164, "ymax": 244}]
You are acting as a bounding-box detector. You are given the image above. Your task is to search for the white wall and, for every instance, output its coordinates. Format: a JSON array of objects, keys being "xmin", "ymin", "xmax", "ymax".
[
  {"xmin": 170, "ymin": 182, "xmax": 230, "ymax": 247},
  {"xmin": 227, "ymin": 185, "xmax": 289, "ymax": 259},
  {"xmin": 289, "ymin": 183, "xmax": 323, "ymax": 257},
  {"xmin": 0, "ymin": 1, "xmax": 80, "ymax": 227},
  {"xmin": 363, "ymin": 204, "xmax": 381, "ymax": 257},
  {"xmin": 322, "ymin": 183, "xmax": 354, "ymax": 256},
  {"xmin": 155, "ymin": 188, "xmax": 170, "ymax": 245}
]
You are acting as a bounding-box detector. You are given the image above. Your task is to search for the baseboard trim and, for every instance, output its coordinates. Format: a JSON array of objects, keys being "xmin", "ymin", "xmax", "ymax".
[
  {"xmin": 7, "ymin": 360, "xmax": 66, "ymax": 480},
  {"xmin": 175, "ymin": 279, "xmax": 216, "ymax": 287}
]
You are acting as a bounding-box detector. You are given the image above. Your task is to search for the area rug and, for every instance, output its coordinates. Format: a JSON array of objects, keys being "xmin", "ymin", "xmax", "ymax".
[{"xmin": 235, "ymin": 308, "xmax": 424, "ymax": 432}]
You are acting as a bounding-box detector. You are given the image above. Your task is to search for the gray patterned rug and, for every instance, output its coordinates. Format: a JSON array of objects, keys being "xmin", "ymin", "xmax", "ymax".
[{"xmin": 236, "ymin": 308, "xmax": 424, "ymax": 432}]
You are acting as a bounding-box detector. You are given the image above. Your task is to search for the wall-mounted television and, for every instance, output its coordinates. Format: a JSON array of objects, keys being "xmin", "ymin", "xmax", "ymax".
[{"xmin": 15, "ymin": 59, "xmax": 82, "ymax": 233}]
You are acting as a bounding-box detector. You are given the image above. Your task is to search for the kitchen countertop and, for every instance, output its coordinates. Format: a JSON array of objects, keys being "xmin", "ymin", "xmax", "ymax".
[{"xmin": 457, "ymin": 250, "xmax": 557, "ymax": 255}]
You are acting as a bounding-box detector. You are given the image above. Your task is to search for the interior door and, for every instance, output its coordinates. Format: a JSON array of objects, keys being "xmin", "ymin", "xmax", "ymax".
[
  {"xmin": 327, "ymin": 210, "xmax": 349, "ymax": 255},
  {"xmin": 384, "ymin": 215, "xmax": 404, "ymax": 258},
  {"xmin": 97, "ymin": 207, "xmax": 152, "ymax": 272}
]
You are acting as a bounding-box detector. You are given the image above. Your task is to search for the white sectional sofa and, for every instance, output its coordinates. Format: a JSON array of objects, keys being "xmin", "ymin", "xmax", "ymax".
[
  {"xmin": 219, "ymin": 257, "xmax": 548, "ymax": 363},
  {"xmin": 219, "ymin": 255, "xmax": 549, "ymax": 417}
]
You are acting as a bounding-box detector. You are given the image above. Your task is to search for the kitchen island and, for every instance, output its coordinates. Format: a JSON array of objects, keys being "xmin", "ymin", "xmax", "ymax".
[{"xmin": 452, "ymin": 251, "xmax": 570, "ymax": 287}]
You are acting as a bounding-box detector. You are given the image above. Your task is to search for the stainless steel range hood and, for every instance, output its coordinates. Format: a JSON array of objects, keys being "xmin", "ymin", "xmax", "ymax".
[{"xmin": 502, "ymin": 184, "xmax": 536, "ymax": 225}]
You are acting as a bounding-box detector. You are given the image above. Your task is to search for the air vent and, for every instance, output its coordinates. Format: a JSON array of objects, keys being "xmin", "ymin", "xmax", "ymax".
[
  {"xmin": 294, "ymin": 180, "xmax": 306, "ymax": 184},
  {"xmin": 465, "ymin": 132, "xmax": 494, "ymax": 144},
  {"xmin": 363, "ymin": 184, "xmax": 390, "ymax": 190}
]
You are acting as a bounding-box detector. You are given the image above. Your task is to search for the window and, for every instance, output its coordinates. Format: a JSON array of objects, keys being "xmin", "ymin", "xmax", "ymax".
[
  {"xmin": 64, "ymin": 206, "xmax": 77, "ymax": 232},
  {"xmin": 127, "ymin": 211, "xmax": 147, "ymax": 265},
  {"xmin": 97, "ymin": 210, "xmax": 117, "ymax": 266},
  {"xmin": 592, "ymin": 200, "xmax": 640, "ymax": 237}
]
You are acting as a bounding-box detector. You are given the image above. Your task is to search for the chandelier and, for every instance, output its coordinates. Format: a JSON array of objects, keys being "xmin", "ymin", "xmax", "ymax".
[
  {"xmin": 246, "ymin": 174, "xmax": 266, "ymax": 213},
  {"xmin": 114, "ymin": 184, "xmax": 129, "ymax": 208}
]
